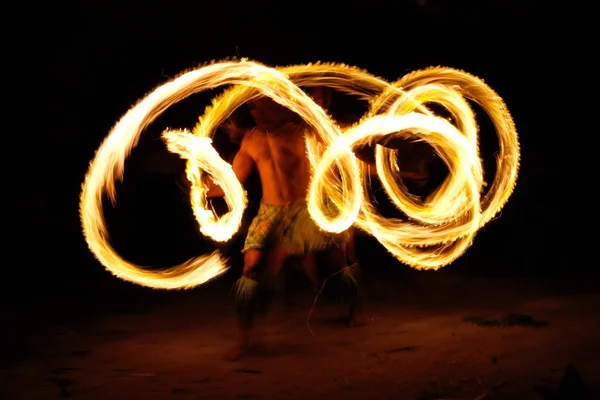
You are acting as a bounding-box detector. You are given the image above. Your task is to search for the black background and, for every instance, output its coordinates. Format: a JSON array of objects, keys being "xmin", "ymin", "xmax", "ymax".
[{"xmin": 7, "ymin": 0, "xmax": 592, "ymax": 299}]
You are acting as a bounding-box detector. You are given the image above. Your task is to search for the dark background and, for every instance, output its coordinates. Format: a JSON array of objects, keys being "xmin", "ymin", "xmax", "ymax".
[{"xmin": 8, "ymin": 0, "xmax": 590, "ymax": 300}]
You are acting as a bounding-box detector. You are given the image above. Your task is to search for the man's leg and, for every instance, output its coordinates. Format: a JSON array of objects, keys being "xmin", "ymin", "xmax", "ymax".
[
  {"xmin": 301, "ymin": 252, "xmax": 319, "ymax": 291},
  {"xmin": 226, "ymin": 246, "xmax": 290, "ymax": 360},
  {"xmin": 325, "ymin": 246, "xmax": 369, "ymax": 327},
  {"xmin": 242, "ymin": 249, "xmax": 262, "ymax": 279},
  {"xmin": 225, "ymin": 249, "xmax": 262, "ymax": 361},
  {"xmin": 263, "ymin": 245, "xmax": 289, "ymax": 290},
  {"xmin": 344, "ymin": 229, "xmax": 358, "ymax": 266}
]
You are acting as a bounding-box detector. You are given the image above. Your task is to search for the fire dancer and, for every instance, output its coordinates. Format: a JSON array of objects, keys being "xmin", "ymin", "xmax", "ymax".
[{"xmin": 205, "ymin": 95, "xmax": 367, "ymax": 361}]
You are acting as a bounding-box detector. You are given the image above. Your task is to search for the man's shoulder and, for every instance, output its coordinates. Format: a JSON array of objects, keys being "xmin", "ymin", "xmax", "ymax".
[{"xmin": 240, "ymin": 129, "xmax": 266, "ymax": 150}]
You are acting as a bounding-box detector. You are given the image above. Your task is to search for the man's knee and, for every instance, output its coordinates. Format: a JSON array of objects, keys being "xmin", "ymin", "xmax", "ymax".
[
  {"xmin": 264, "ymin": 247, "xmax": 289, "ymax": 279},
  {"xmin": 242, "ymin": 249, "xmax": 262, "ymax": 278}
]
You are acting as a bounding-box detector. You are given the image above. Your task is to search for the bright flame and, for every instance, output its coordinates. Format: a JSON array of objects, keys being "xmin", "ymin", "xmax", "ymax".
[{"xmin": 80, "ymin": 59, "xmax": 520, "ymax": 289}]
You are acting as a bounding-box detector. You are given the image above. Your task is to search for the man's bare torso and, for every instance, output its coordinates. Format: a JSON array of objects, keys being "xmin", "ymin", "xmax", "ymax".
[{"xmin": 242, "ymin": 123, "xmax": 311, "ymax": 206}]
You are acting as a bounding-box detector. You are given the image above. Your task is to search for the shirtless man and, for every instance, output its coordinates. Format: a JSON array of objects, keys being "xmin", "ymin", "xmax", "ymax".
[
  {"xmin": 206, "ymin": 90, "xmax": 436, "ymax": 361},
  {"xmin": 205, "ymin": 96, "xmax": 366, "ymax": 360}
]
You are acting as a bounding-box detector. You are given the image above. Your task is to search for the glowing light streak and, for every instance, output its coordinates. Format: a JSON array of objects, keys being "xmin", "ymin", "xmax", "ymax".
[{"xmin": 80, "ymin": 59, "xmax": 519, "ymax": 289}]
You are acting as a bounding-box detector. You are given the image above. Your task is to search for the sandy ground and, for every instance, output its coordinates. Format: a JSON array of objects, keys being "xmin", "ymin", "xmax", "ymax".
[{"xmin": 2, "ymin": 270, "xmax": 599, "ymax": 400}]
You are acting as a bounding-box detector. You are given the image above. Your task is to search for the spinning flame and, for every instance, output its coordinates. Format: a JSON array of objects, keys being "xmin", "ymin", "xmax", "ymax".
[{"xmin": 80, "ymin": 59, "xmax": 519, "ymax": 289}]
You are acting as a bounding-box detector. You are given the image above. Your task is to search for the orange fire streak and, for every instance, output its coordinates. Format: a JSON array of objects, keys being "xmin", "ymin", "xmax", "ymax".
[{"xmin": 80, "ymin": 59, "xmax": 520, "ymax": 289}]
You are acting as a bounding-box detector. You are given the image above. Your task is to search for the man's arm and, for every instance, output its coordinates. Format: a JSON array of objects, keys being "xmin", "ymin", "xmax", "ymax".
[
  {"xmin": 310, "ymin": 121, "xmax": 376, "ymax": 171},
  {"xmin": 206, "ymin": 144, "xmax": 255, "ymax": 198},
  {"xmin": 354, "ymin": 138, "xmax": 434, "ymax": 184},
  {"xmin": 335, "ymin": 116, "xmax": 378, "ymax": 169}
]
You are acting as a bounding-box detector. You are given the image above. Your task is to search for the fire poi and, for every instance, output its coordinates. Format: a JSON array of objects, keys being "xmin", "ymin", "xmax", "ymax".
[{"xmin": 79, "ymin": 59, "xmax": 520, "ymax": 290}]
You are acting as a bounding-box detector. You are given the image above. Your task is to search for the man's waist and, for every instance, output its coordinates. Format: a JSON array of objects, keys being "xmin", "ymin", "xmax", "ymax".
[{"xmin": 260, "ymin": 198, "xmax": 306, "ymax": 209}]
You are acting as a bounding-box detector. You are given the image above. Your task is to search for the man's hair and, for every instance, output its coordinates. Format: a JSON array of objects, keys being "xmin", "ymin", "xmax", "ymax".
[
  {"xmin": 229, "ymin": 103, "xmax": 255, "ymax": 129},
  {"xmin": 248, "ymin": 96, "xmax": 302, "ymax": 125}
]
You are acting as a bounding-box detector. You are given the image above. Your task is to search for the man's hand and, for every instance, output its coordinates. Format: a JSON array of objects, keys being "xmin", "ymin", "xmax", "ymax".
[{"xmin": 176, "ymin": 170, "xmax": 225, "ymax": 198}]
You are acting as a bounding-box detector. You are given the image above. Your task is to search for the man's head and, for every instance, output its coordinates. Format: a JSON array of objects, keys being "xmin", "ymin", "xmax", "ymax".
[
  {"xmin": 220, "ymin": 118, "xmax": 245, "ymax": 143},
  {"xmin": 220, "ymin": 106, "xmax": 255, "ymax": 143},
  {"xmin": 247, "ymin": 96, "xmax": 300, "ymax": 128}
]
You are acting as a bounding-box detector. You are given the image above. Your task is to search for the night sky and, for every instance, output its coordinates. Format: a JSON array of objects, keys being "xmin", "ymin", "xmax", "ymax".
[{"xmin": 9, "ymin": 0, "xmax": 587, "ymax": 298}]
